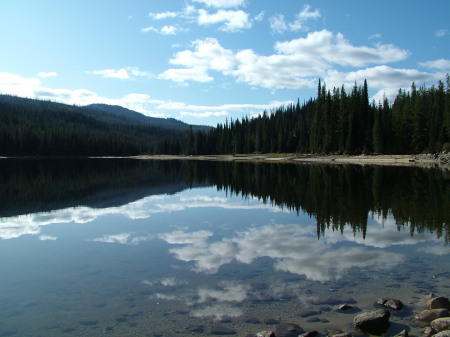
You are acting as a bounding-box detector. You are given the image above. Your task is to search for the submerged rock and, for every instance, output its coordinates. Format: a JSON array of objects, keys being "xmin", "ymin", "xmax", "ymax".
[
  {"xmin": 274, "ymin": 323, "xmax": 304, "ymax": 337},
  {"xmin": 392, "ymin": 329, "xmax": 408, "ymax": 337},
  {"xmin": 186, "ymin": 325, "xmax": 204, "ymax": 333},
  {"xmin": 244, "ymin": 317, "xmax": 262, "ymax": 324},
  {"xmin": 428, "ymin": 297, "xmax": 450, "ymax": 310},
  {"xmin": 210, "ymin": 325, "xmax": 237, "ymax": 335},
  {"xmin": 377, "ymin": 297, "xmax": 403, "ymax": 311},
  {"xmin": 262, "ymin": 318, "xmax": 279, "ymax": 325},
  {"xmin": 353, "ymin": 309, "xmax": 390, "ymax": 336}
]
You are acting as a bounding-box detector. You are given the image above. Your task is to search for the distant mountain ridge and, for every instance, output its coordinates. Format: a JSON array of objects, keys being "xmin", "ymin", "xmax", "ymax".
[
  {"xmin": 0, "ymin": 94, "xmax": 210, "ymax": 132},
  {"xmin": 0, "ymin": 94, "xmax": 211, "ymax": 156}
]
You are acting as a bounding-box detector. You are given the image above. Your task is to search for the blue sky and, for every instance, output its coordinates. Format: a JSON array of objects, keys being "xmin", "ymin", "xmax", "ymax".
[{"xmin": 1, "ymin": 0, "xmax": 449, "ymax": 126}]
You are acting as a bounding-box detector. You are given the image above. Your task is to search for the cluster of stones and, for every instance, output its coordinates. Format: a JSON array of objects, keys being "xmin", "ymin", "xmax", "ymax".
[
  {"xmin": 245, "ymin": 296, "xmax": 450, "ymax": 337},
  {"xmin": 415, "ymin": 296, "xmax": 450, "ymax": 337}
]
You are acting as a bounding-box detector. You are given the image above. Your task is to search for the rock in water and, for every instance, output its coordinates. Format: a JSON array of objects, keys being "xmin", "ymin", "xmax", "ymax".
[
  {"xmin": 415, "ymin": 309, "xmax": 449, "ymax": 326},
  {"xmin": 210, "ymin": 326, "xmax": 237, "ymax": 335},
  {"xmin": 339, "ymin": 304, "xmax": 354, "ymax": 311},
  {"xmin": 245, "ymin": 331, "xmax": 275, "ymax": 337},
  {"xmin": 353, "ymin": 309, "xmax": 390, "ymax": 336},
  {"xmin": 434, "ymin": 331, "xmax": 450, "ymax": 337},
  {"xmin": 431, "ymin": 318, "xmax": 450, "ymax": 333},
  {"xmin": 274, "ymin": 323, "xmax": 304, "ymax": 337},
  {"xmin": 377, "ymin": 298, "xmax": 403, "ymax": 311},
  {"xmin": 393, "ymin": 330, "xmax": 408, "ymax": 337},
  {"xmin": 428, "ymin": 297, "xmax": 450, "ymax": 310}
]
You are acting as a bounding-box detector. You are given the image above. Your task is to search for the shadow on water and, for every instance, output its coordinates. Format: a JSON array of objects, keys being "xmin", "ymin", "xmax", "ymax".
[{"xmin": 0, "ymin": 158, "xmax": 449, "ymax": 242}]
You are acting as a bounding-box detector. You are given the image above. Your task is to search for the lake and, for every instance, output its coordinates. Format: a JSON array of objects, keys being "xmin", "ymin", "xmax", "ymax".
[{"xmin": 0, "ymin": 158, "xmax": 449, "ymax": 337}]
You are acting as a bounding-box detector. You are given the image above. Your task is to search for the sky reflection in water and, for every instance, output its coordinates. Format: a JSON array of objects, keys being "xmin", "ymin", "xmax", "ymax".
[{"xmin": 0, "ymin": 168, "xmax": 449, "ymax": 336}]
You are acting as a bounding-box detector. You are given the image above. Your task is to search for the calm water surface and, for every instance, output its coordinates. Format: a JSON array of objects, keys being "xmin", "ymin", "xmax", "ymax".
[{"xmin": 0, "ymin": 159, "xmax": 449, "ymax": 337}]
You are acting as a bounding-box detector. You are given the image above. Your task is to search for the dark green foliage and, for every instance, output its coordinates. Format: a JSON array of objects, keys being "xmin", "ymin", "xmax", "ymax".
[
  {"xmin": 0, "ymin": 95, "xmax": 208, "ymax": 156},
  {"xmin": 168, "ymin": 77, "xmax": 450, "ymax": 156}
]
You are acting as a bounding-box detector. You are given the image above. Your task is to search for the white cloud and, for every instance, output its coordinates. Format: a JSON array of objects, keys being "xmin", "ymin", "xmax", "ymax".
[
  {"xmin": 254, "ymin": 11, "xmax": 264, "ymax": 21},
  {"xmin": 298, "ymin": 4, "xmax": 321, "ymax": 19},
  {"xmin": 192, "ymin": 0, "xmax": 246, "ymax": 8},
  {"xmin": 369, "ymin": 33, "xmax": 382, "ymax": 40},
  {"xmin": 197, "ymin": 9, "xmax": 251, "ymax": 32},
  {"xmin": 269, "ymin": 14, "xmax": 287, "ymax": 34},
  {"xmin": 87, "ymin": 67, "xmax": 152, "ymax": 80},
  {"xmin": 158, "ymin": 67, "xmax": 213, "ymax": 83},
  {"xmin": 160, "ymin": 31, "xmax": 412, "ymax": 90},
  {"xmin": 436, "ymin": 29, "xmax": 449, "ymax": 37},
  {"xmin": 419, "ymin": 59, "xmax": 450, "ymax": 71},
  {"xmin": 149, "ymin": 11, "xmax": 178, "ymax": 19},
  {"xmin": 324, "ymin": 65, "xmax": 444, "ymax": 102},
  {"xmin": 38, "ymin": 235, "xmax": 57, "ymax": 241},
  {"xmin": 274, "ymin": 30, "xmax": 409, "ymax": 67},
  {"xmin": 180, "ymin": 110, "xmax": 228, "ymax": 118},
  {"xmin": 38, "ymin": 72, "xmax": 57, "ymax": 78},
  {"xmin": 270, "ymin": 4, "xmax": 321, "ymax": 34},
  {"xmin": 142, "ymin": 25, "xmax": 185, "ymax": 35}
]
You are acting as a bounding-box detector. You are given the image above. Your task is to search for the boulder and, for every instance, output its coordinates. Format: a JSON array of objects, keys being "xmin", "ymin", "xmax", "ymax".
[
  {"xmin": 210, "ymin": 326, "xmax": 237, "ymax": 335},
  {"xmin": 251, "ymin": 331, "xmax": 275, "ymax": 337},
  {"xmin": 339, "ymin": 304, "xmax": 354, "ymax": 311},
  {"xmin": 415, "ymin": 309, "xmax": 449, "ymax": 325},
  {"xmin": 353, "ymin": 309, "xmax": 390, "ymax": 335},
  {"xmin": 431, "ymin": 318, "xmax": 450, "ymax": 333},
  {"xmin": 274, "ymin": 323, "xmax": 304, "ymax": 337},
  {"xmin": 434, "ymin": 331, "xmax": 450, "ymax": 337},
  {"xmin": 392, "ymin": 329, "xmax": 408, "ymax": 337},
  {"xmin": 377, "ymin": 298, "xmax": 403, "ymax": 311},
  {"xmin": 428, "ymin": 297, "xmax": 450, "ymax": 310},
  {"xmin": 330, "ymin": 332, "xmax": 352, "ymax": 337},
  {"xmin": 300, "ymin": 331, "xmax": 318, "ymax": 337},
  {"xmin": 422, "ymin": 326, "xmax": 437, "ymax": 337}
]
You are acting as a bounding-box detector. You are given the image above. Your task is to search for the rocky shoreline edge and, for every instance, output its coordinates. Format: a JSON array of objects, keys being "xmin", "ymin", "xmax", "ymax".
[
  {"xmin": 239, "ymin": 295, "xmax": 450, "ymax": 337},
  {"xmin": 131, "ymin": 152, "xmax": 450, "ymax": 168}
]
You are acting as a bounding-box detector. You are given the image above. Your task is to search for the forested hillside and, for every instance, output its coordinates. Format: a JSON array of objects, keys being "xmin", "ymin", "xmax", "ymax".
[
  {"xmin": 0, "ymin": 95, "xmax": 209, "ymax": 156},
  {"xmin": 164, "ymin": 77, "xmax": 450, "ymax": 156},
  {"xmin": 1, "ymin": 77, "xmax": 449, "ymax": 157}
]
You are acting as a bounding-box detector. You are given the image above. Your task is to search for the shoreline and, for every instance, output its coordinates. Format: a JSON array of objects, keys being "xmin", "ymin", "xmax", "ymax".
[
  {"xmin": 131, "ymin": 153, "xmax": 449, "ymax": 168},
  {"xmin": 1, "ymin": 153, "xmax": 448, "ymax": 168}
]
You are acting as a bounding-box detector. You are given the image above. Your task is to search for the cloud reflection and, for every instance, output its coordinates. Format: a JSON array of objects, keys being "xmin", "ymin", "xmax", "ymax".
[
  {"xmin": 0, "ymin": 192, "xmax": 283, "ymax": 240},
  {"xmin": 191, "ymin": 304, "xmax": 243, "ymax": 320},
  {"xmin": 198, "ymin": 282, "xmax": 250, "ymax": 303},
  {"xmin": 160, "ymin": 222, "xmax": 407, "ymax": 281},
  {"xmin": 89, "ymin": 232, "xmax": 153, "ymax": 245}
]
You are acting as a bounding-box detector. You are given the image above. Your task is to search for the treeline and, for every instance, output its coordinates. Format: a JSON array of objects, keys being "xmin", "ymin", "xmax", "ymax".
[
  {"xmin": 161, "ymin": 77, "xmax": 450, "ymax": 155},
  {"xmin": 0, "ymin": 95, "xmax": 185, "ymax": 156}
]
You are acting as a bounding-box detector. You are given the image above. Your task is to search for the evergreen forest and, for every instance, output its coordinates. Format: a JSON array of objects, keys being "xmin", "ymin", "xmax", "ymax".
[
  {"xmin": 168, "ymin": 76, "xmax": 450, "ymax": 156},
  {"xmin": 0, "ymin": 95, "xmax": 208, "ymax": 156},
  {"xmin": 1, "ymin": 76, "xmax": 450, "ymax": 156}
]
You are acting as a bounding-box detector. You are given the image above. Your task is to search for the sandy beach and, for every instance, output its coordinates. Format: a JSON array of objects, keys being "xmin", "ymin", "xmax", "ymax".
[{"xmin": 131, "ymin": 153, "xmax": 449, "ymax": 168}]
